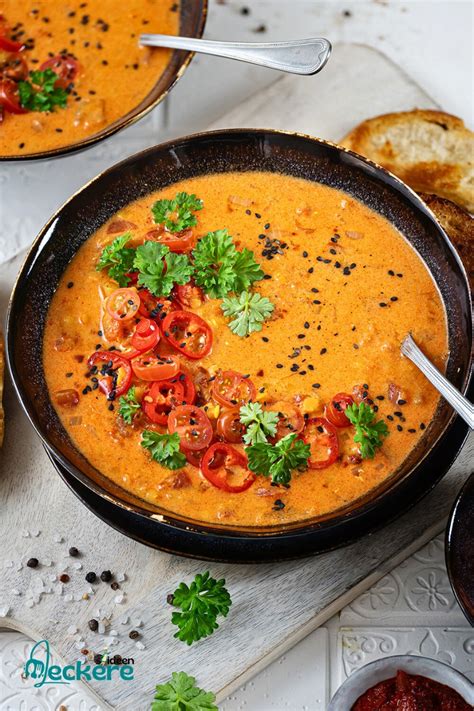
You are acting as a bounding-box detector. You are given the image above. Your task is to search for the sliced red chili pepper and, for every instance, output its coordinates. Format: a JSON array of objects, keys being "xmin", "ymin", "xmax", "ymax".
[
  {"xmin": 0, "ymin": 36, "xmax": 24, "ymax": 52},
  {"xmin": 145, "ymin": 226, "xmax": 196, "ymax": 253},
  {"xmin": 0, "ymin": 51, "xmax": 28, "ymax": 81},
  {"xmin": 162, "ymin": 310, "xmax": 213, "ymax": 360},
  {"xmin": 182, "ymin": 445, "xmax": 206, "ymax": 468},
  {"xmin": 170, "ymin": 371, "xmax": 196, "ymax": 405},
  {"xmin": 0, "ymin": 78, "xmax": 27, "ymax": 113},
  {"xmin": 201, "ymin": 443, "xmax": 256, "ymax": 493},
  {"xmin": 212, "ymin": 370, "xmax": 256, "ymax": 407},
  {"xmin": 137, "ymin": 288, "xmax": 176, "ymax": 322},
  {"xmin": 87, "ymin": 351, "xmax": 132, "ymax": 400},
  {"xmin": 302, "ymin": 417, "xmax": 339, "ymax": 469},
  {"xmin": 216, "ymin": 408, "xmax": 246, "ymax": 444},
  {"xmin": 168, "ymin": 405, "xmax": 213, "ymax": 451},
  {"xmin": 142, "ymin": 380, "xmax": 185, "ymax": 425},
  {"xmin": 173, "ymin": 281, "xmax": 207, "ymax": 309},
  {"xmin": 131, "ymin": 353, "xmax": 180, "ymax": 381},
  {"xmin": 39, "ymin": 54, "xmax": 79, "ymax": 89},
  {"xmin": 106, "ymin": 287, "xmax": 140, "ymax": 322},
  {"xmin": 130, "ymin": 318, "xmax": 160, "ymax": 352},
  {"xmin": 325, "ymin": 392, "xmax": 354, "ymax": 428},
  {"xmin": 270, "ymin": 400, "xmax": 305, "ymax": 441}
]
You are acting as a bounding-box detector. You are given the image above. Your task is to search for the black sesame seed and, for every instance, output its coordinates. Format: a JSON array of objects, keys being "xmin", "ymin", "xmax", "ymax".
[
  {"xmin": 396, "ymin": 424, "xmax": 403, "ymax": 432},
  {"xmin": 420, "ymin": 422, "xmax": 426, "ymax": 430},
  {"xmin": 273, "ymin": 499, "xmax": 285, "ymax": 511},
  {"xmin": 67, "ymin": 281, "xmax": 74, "ymax": 289},
  {"xmin": 312, "ymin": 383, "xmax": 321, "ymax": 389},
  {"xmin": 320, "ymin": 348, "xmax": 327, "ymax": 355}
]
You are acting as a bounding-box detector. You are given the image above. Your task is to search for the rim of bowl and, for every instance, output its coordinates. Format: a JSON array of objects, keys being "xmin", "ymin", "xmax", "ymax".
[{"xmin": 445, "ymin": 472, "xmax": 474, "ymax": 625}]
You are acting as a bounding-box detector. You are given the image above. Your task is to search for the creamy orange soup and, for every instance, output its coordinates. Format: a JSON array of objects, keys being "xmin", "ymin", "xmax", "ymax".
[
  {"xmin": 0, "ymin": 0, "xmax": 179, "ymax": 155},
  {"xmin": 43, "ymin": 172, "xmax": 448, "ymax": 526}
]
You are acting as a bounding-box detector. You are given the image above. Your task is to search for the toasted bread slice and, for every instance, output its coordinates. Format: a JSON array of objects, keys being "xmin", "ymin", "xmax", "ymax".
[
  {"xmin": 0, "ymin": 330, "xmax": 3, "ymax": 447},
  {"xmin": 341, "ymin": 110, "xmax": 474, "ymax": 212},
  {"xmin": 419, "ymin": 192, "xmax": 474, "ymax": 289}
]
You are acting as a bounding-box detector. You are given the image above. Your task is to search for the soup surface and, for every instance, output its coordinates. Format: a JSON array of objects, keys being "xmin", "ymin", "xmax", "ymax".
[
  {"xmin": 43, "ymin": 171, "xmax": 448, "ymax": 526},
  {"xmin": 0, "ymin": 0, "xmax": 179, "ymax": 155}
]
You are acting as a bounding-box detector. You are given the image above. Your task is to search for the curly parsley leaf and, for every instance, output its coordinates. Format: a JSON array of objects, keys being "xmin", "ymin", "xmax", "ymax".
[
  {"xmin": 118, "ymin": 387, "xmax": 141, "ymax": 425},
  {"xmin": 231, "ymin": 248, "xmax": 265, "ymax": 292},
  {"xmin": 170, "ymin": 572, "xmax": 232, "ymax": 646},
  {"xmin": 345, "ymin": 401, "xmax": 389, "ymax": 459},
  {"xmin": 246, "ymin": 433, "xmax": 310, "ymax": 486},
  {"xmin": 18, "ymin": 69, "xmax": 68, "ymax": 112},
  {"xmin": 239, "ymin": 401, "xmax": 279, "ymax": 445},
  {"xmin": 221, "ymin": 291, "xmax": 274, "ymax": 337},
  {"xmin": 152, "ymin": 671, "xmax": 217, "ymax": 711},
  {"xmin": 96, "ymin": 233, "xmax": 136, "ymax": 287},
  {"xmin": 133, "ymin": 241, "xmax": 193, "ymax": 297},
  {"xmin": 141, "ymin": 431, "xmax": 187, "ymax": 470},
  {"xmin": 152, "ymin": 192, "xmax": 203, "ymax": 233},
  {"xmin": 192, "ymin": 229, "xmax": 238, "ymax": 298}
]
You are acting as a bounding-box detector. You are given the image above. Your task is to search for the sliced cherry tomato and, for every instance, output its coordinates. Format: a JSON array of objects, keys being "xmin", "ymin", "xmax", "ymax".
[
  {"xmin": 182, "ymin": 445, "xmax": 205, "ymax": 468},
  {"xmin": 162, "ymin": 310, "xmax": 213, "ymax": 360},
  {"xmin": 216, "ymin": 409, "xmax": 246, "ymax": 444},
  {"xmin": 302, "ymin": 417, "xmax": 339, "ymax": 469},
  {"xmin": 39, "ymin": 54, "xmax": 79, "ymax": 89},
  {"xmin": 131, "ymin": 318, "xmax": 160, "ymax": 352},
  {"xmin": 145, "ymin": 226, "xmax": 196, "ymax": 253},
  {"xmin": 201, "ymin": 443, "xmax": 256, "ymax": 493},
  {"xmin": 170, "ymin": 371, "xmax": 196, "ymax": 405},
  {"xmin": 0, "ymin": 51, "xmax": 28, "ymax": 81},
  {"xmin": 87, "ymin": 351, "xmax": 132, "ymax": 400},
  {"xmin": 106, "ymin": 287, "xmax": 140, "ymax": 322},
  {"xmin": 142, "ymin": 380, "xmax": 185, "ymax": 425},
  {"xmin": 168, "ymin": 405, "xmax": 213, "ymax": 451},
  {"xmin": 131, "ymin": 353, "xmax": 179, "ymax": 381},
  {"xmin": 137, "ymin": 288, "xmax": 176, "ymax": 321},
  {"xmin": 0, "ymin": 78, "xmax": 26, "ymax": 113},
  {"xmin": 0, "ymin": 36, "xmax": 24, "ymax": 52},
  {"xmin": 212, "ymin": 370, "xmax": 256, "ymax": 407},
  {"xmin": 173, "ymin": 281, "xmax": 206, "ymax": 309},
  {"xmin": 267, "ymin": 400, "xmax": 304, "ymax": 441},
  {"xmin": 325, "ymin": 392, "xmax": 354, "ymax": 428}
]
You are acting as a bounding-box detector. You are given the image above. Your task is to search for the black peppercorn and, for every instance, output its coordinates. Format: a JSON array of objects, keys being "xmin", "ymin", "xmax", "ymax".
[
  {"xmin": 129, "ymin": 630, "xmax": 140, "ymax": 640},
  {"xmin": 111, "ymin": 582, "xmax": 120, "ymax": 591},
  {"xmin": 27, "ymin": 558, "xmax": 39, "ymax": 568},
  {"xmin": 88, "ymin": 619, "xmax": 99, "ymax": 632},
  {"xmin": 166, "ymin": 593, "xmax": 174, "ymax": 605},
  {"xmin": 85, "ymin": 571, "xmax": 96, "ymax": 583},
  {"xmin": 68, "ymin": 547, "xmax": 79, "ymax": 557},
  {"xmin": 100, "ymin": 570, "xmax": 112, "ymax": 582}
]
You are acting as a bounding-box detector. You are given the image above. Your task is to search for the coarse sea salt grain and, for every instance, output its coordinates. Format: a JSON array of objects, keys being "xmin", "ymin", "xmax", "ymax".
[
  {"xmin": 116, "ymin": 572, "xmax": 126, "ymax": 583},
  {"xmin": 67, "ymin": 625, "xmax": 78, "ymax": 635},
  {"xmin": 98, "ymin": 622, "xmax": 105, "ymax": 634},
  {"xmin": 73, "ymin": 562, "xmax": 82, "ymax": 570},
  {"xmin": 30, "ymin": 529, "xmax": 41, "ymax": 537},
  {"xmin": 135, "ymin": 641, "xmax": 145, "ymax": 650},
  {"xmin": 64, "ymin": 594, "xmax": 73, "ymax": 602},
  {"xmin": 15, "ymin": 562, "xmax": 23, "ymax": 572},
  {"xmin": 114, "ymin": 594, "xmax": 125, "ymax": 604},
  {"xmin": 120, "ymin": 616, "xmax": 129, "ymax": 625},
  {"xmin": 4, "ymin": 561, "xmax": 13, "ymax": 568},
  {"xmin": 53, "ymin": 533, "xmax": 64, "ymax": 543},
  {"xmin": 11, "ymin": 589, "xmax": 21, "ymax": 596},
  {"xmin": 0, "ymin": 606, "xmax": 11, "ymax": 617},
  {"xmin": 48, "ymin": 574, "xmax": 57, "ymax": 583},
  {"xmin": 21, "ymin": 530, "xmax": 30, "ymax": 538},
  {"xmin": 109, "ymin": 630, "xmax": 118, "ymax": 637},
  {"xmin": 25, "ymin": 599, "xmax": 34, "ymax": 609},
  {"xmin": 132, "ymin": 618, "xmax": 143, "ymax": 628}
]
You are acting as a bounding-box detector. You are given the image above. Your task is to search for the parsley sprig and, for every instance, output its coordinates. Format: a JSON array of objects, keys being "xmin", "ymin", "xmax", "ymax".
[
  {"xmin": 96, "ymin": 233, "xmax": 136, "ymax": 287},
  {"xmin": 133, "ymin": 241, "xmax": 194, "ymax": 297},
  {"xmin": 141, "ymin": 431, "xmax": 187, "ymax": 470},
  {"xmin": 118, "ymin": 387, "xmax": 141, "ymax": 424},
  {"xmin": 18, "ymin": 69, "xmax": 68, "ymax": 112},
  {"xmin": 222, "ymin": 291, "xmax": 274, "ymax": 337},
  {"xmin": 152, "ymin": 672, "xmax": 217, "ymax": 711},
  {"xmin": 345, "ymin": 402, "xmax": 389, "ymax": 459},
  {"xmin": 152, "ymin": 192, "xmax": 203, "ymax": 233},
  {"xmin": 246, "ymin": 433, "xmax": 310, "ymax": 486},
  {"xmin": 239, "ymin": 402, "xmax": 279, "ymax": 445},
  {"xmin": 170, "ymin": 572, "xmax": 232, "ymax": 646}
]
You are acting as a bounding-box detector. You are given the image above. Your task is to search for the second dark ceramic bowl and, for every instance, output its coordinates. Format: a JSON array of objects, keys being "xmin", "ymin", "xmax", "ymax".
[
  {"xmin": 446, "ymin": 472, "xmax": 474, "ymax": 625},
  {"xmin": 6, "ymin": 129, "xmax": 473, "ymax": 561}
]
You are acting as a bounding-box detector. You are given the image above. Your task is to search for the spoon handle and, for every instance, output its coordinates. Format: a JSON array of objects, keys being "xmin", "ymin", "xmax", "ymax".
[
  {"xmin": 401, "ymin": 334, "xmax": 474, "ymax": 430},
  {"xmin": 139, "ymin": 35, "xmax": 331, "ymax": 75}
]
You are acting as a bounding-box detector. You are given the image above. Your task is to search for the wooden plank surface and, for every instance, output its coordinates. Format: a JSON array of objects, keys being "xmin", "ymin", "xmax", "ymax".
[{"xmin": 0, "ymin": 44, "xmax": 471, "ymax": 711}]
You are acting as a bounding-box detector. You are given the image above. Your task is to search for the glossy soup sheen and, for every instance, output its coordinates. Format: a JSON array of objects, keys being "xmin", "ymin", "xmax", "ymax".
[
  {"xmin": 0, "ymin": 1, "xmax": 179, "ymax": 155},
  {"xmin": 43, "ymin": 172, "xmax": 448, "ymax": 527}
]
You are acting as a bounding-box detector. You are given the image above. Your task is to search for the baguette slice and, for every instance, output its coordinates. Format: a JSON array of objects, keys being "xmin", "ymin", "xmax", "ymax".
[
  {"xmin": 0, "ymin": 330, "xmax": 3, "ymax": 447},
  {"xmin": 341, "ymin": 110, "xmax": 474, "ymax": 213}
]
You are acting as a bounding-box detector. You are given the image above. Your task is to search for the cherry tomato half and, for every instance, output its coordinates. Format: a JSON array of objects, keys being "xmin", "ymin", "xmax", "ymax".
[
  {"xmin": 168, "ymin": 405, "xmax": 213, "ymax": 451},
  {"xmin": 0, "ymin": 35, "xmax": 24, "ymax": 52},
  {"xmin": 39, "ymin": 54, "xmax": 79, "ymax": 89},
  {"xmin": 325, "ymin": 392, "xmax": 354, "ymax": 427},
  {"xmin": 301, "ymin": 417, "xmax": 339, "ymax": 469},
  {"xmin": 0, "ymin": 51, "xmax": 28, "ymax": 81},
  {"xmin": 216, "ymin": 408, "xmax": 246, "ymax": 444},
  {"xmin": 181, "ymin": 445, "xmax": 206, "ymax": 468},
  {"xmin": 131, "ymin": 318, "xmax": 160, "ymax": 353},
  {"xmin": 137, "ymin": 288, "xmax": 176, "ymax": 322},
  {"xmin": 162, "ymin": 310, "xmax": 213, "ymax": 360},
  {"xmin": 269, "ymin": 400, "xmax": 304, "ymax": 441},
  {"xmin": 131, "ymin": 353, "xmax": 180, "ymax": 381},
  {"xmin": 145, "ymin": 226, "xmax": 196, "ymax": 253},
  {"xmin": 143, "ymin": 380, "xmax": 185, "ymax": 425},
  {"xmin": 212, "ymin": 370, "xmax": 256, "ymax": 408},
  {"xmin": 87, "ymin": 351, "xmax": 132, "ymax": 400},
  {"xmin": 201, "ymin": 443, "xmax": 256, "ymax": 493},
  {"xmin": 0, "ymin": 78, "xmax": 26, "ymax": 113},
  {"xmin": 106, "ymin": 287, "xmax": 140, "ymax": 322},
  {"xmin": 173, "ymin": 281, "xmax": 207, "ymax": 309}
]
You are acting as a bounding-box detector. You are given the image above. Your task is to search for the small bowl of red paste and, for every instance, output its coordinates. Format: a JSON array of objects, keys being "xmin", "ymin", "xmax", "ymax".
[{"xmin": 328, "ymin": 655, "xmax": 473, "ymax": 711}]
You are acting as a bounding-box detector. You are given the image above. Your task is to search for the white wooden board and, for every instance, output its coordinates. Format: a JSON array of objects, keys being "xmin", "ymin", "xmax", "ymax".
[{"xmin": 0, "ymin": 44, "xmax": 472, "ymax": 711}]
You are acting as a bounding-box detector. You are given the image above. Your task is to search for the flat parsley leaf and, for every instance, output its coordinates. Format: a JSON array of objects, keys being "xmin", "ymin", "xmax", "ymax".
[
  {"xmin": 18, "ymin": 69, "xmax": 68, "ymax": 112},
  {"xmin": 246, "ymin": 433, "xmax": 310, "ymax": 486},
  {"xmin": 141, "ymin": 431, "xmax": 187, "ymax": 470},
  {"xmin": 239, "ymin": 401, "xmax": 279, "ymax": 445},
  {"xmin": 221, "ymin": 291, "xmax": 274, "ymax": 337},
  {"xmin": 133, "ymin": 241, "xmax": 193, "ymax": 297},
  {"xmin": 345, "ymin": 401, "xmax": 389, "ymax": 459},
  {"xmin": 96, "ymin": 233, "xmax": 136, "ymax": 287},
  {"xmin": 118, "ymin": 387, "xmax": 141, "ymax": 425},
  {"xmin": 170, "ymin": 572, "xmax": 232, "ymax": 646},
  {"xmin": 152, "ymin": 671, "xmax": 217, "ymax": 711},
  {"xmin": 151, "ymin": 192, "xmax": 203, "ymax": 233}
]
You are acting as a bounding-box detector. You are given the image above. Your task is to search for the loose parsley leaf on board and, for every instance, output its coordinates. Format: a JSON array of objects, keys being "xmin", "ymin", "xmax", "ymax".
[
  {"xmin": 170, "ymin": 572, "xmax": 232, "ymax": 646},
  {"xmin": 245, "ymin": 433, "xmax": 310, "ymax": 486},
  {"xmin": 18, "ymin": 69, "xmax": 68, "ymax": 112},
  {"xmin": 221, "ymin": 291, "xmax": 274, "ymax": 337},
  {"xmin": 345, "ymin": 401, "xmax": 389, "ymax": 459},
  {"xmin": 151, "ymin": 192, "xmax": 203, "ymax": 233},
  {"xmin": 141, "ymin": 431, "xmax": 187, "ymax": 470},
  {"xmin": 239, "ymin": 401, "xmax": 279, "ymax": 445},
  {"xmin": 133, "ymin": 241, "xmax": 193, "ymax": 297},
  {"xmin": 152, "ymin": 671, "xmax": 217, "ymax": 711},
  {"xmin": 96, "ymin": 233, "xmax": 136, "ymax": 287},
  {"xmin": 118, "ymin": 386, "xmax": 141, "ymax": 425}
]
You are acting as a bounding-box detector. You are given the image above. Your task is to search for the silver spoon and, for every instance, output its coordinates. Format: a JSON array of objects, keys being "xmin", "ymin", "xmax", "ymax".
[
  {"xmin": 139, "ymin": 35, "xmax": 331, "ymax": 75},
  {"xmin": 401, "ymin": 334, "xmax": 474, "ymax": 430}
]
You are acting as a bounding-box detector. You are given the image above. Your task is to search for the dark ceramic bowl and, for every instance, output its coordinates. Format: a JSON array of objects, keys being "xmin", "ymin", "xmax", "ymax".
[
  {"xmin": 1, "ymin": 1, "xmax": 207, "ymax": 162},
  {"xmin": 6, "ymin": 129, "xmax": 473, "ymax": 562},
  {"xmin": 446, "ymin": 472, "xmax": 474, "ymax": 625}
]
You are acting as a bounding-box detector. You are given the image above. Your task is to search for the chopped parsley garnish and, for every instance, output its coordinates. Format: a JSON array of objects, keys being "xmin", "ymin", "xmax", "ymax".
[
  {"xmin": 133, "ymin": 241, "xmax": 194, "ymax": 297},
  {"xmin": 170, "ymin": 572, "xmax": 232, "ymax": 646},
  {"xmin": 96, "ymin": 233, "xmax": 136, "ymax": 287},
  {"xmin": 151, "ymin": 192, "xmax": 203, "ymax": 233},
  {"xmin": 118, "ymin": 386, "xmax": 141, "ymax": 424},
  {"xmin": 141, "ymin": 431, "xmax": 187, "ymax": 470},
  {"xmin": 193, "ymin": 229, "xmax": 264, "ymax": 298},
  {"xmin": 239, "ymin": 401, "xmax": 279, "ymax": 445},
  {"xmin": 246, "ymin": 433, "xmax": 310, "ymax": 486},
  {"xmin": 152, "ymin": 671, "xmax": 217, "ymax": 711},
  {"xmin": 345, "ymin": 401, "xmax": 389, "ymax": 459},
  {"xmin": 18, "ymin": 69, "xmax": 68, "ymax": 112},
  {"xmin": 221, "ymin": 291, "xmax": 274, "ymax": 337}
]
